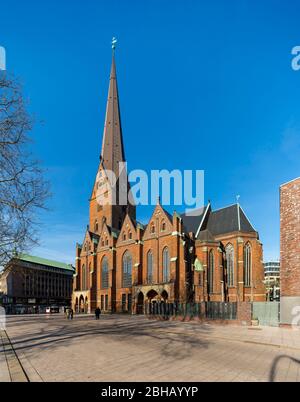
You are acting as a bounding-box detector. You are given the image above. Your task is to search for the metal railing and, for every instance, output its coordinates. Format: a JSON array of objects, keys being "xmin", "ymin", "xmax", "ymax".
[{"xmin": 145, "ymin": 301, "xmax": 237, "ymax": 320}]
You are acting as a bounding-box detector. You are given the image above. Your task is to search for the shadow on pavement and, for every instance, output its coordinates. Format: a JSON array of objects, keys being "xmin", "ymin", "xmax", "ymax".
[{"xmin": 5, "ymin": 316, "xmax": 212, "ymax": 362}]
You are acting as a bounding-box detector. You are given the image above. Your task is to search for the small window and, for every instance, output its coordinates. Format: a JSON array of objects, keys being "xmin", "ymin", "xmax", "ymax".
[
  {"xmin": 123, "ymin": 232, "xmax": 126, "ymax": 241},
  {"xmin": 105, "ymin": 238, "xmax": 109, "ymax": 246},
  {"xmin": 161, "ymin": 221, "xmax": 166, "ymax": 231},
  {"xmin": 94, "ymin": 220, "xmax": 98, "ymax": 232},
  {"xmin": 101, "ymin": 240, "xmax": 104, "ymax": 247},
  {"xmin": 151, "ymin": 224, "xmax": 155, "ymax": 234},
  {"xmin": 129, "ymin": 232, "xmax": 132, "ymax": 240}
]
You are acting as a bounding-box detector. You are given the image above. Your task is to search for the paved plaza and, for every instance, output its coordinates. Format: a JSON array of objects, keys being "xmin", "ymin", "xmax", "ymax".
[{"xmin": 1, "ymin": 314, "xmax": 300, "ymax": 382}]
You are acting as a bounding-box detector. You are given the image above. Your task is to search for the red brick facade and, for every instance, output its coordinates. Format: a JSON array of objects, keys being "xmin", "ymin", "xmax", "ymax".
[
  {"xmin": 194, "ymin": 231, "xmax": 265, "ymax": 304},
  {"xmin": 280, "ymin": 177, "xmax": 300, "ymax": 297},
  {"xmin": 72, "ymin": 54, "xmax": 265, "ymax": 314},
  {"xmin": 280, "ymin": 177, "xmax": 300, "ymax": 325}
]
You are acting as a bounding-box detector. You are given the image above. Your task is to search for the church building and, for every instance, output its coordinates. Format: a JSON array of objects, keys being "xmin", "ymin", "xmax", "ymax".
[{"xmin": 72, "ymin": 49, "xmax": 265, "ymax": 314}]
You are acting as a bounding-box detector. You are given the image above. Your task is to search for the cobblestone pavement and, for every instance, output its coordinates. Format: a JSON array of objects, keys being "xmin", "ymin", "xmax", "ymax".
[{"xmin": 2, "ymin": 314, "xmax": 300, "ymax": 382}]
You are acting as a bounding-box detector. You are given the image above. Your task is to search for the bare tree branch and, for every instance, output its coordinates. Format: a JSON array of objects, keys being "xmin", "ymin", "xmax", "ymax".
[{"xmin": 0, "ymin": 72, "xmax": 51, "ymax": 267}]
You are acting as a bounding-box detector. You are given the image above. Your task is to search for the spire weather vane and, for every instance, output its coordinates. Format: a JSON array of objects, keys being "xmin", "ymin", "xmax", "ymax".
[{"xmin": 111, "ymin": 37, "xmax": 117, "ymax": 50}]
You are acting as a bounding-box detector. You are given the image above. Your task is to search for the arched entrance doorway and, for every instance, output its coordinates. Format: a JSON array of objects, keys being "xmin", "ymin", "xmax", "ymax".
[
  {"xmin": 136, "ymin": 292, "xmax": 144, "ymax": 314},
  {"xmin": 161, "ymin": 290, "xmax": 168, "ymax": 301},
  {"xmin": 75, "ymin": 297, "xmax": 79, "ymax": 313},
  {"xmin": 146, "ymin": 289, "xmax": 159, "ymax": 315},
  {"xmin": 160, "ymin": 290, "xmax": 169, "ymax": 317},
  {"xmin": 79, "ymin": 295, "xmax": 85, "ymax": 313},
  {"xmin": 146, "ymin": 289, "xmax": 159, "ymax": 301}
]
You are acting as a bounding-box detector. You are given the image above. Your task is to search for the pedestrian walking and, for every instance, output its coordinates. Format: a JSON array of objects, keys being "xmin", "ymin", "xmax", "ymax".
[{"xmin": 95, "ymin": 307, "xmax": 101, "ymax": 320}]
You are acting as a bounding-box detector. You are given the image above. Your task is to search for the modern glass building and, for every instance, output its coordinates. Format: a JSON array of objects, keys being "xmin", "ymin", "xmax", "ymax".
[{"xmin": 264, "ymin": 261, "xmax": 280, "ymax": 301}]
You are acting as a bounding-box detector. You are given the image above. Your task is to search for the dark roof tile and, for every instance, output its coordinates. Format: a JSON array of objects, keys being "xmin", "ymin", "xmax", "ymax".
[
  {"xmin": 205, "ymin": 204, "xmax": 255, "ymax": 236},
  {"xmin": 197, "ymin": 229, "xmax": 216, "ymax": 242},
  {"xmin": 181, "ymin": 206, "xmax": 207, "ymax": 234}
]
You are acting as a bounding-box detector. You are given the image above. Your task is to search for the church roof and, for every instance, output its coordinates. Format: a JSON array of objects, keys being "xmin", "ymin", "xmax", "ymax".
[
  {"xmin": 197, "ymin": 229, "xmax": 216, "ymax": 242},
  {"xmin": 181, "ymin": 206, "xmax": 208, "ymax": 233},
  {"xmin": 205, "ymin": 204, "xmax": 256, "ymax": 236},
  {"xmin": 181, "ymin": 203, "xmax": 256, "ymax": 238},
  {"xmin": 130, "ymin": 218, "xmax": 145, "ymax": 230},
  {"xmin": 88, "ymin": 230, "xmax": 100, "ymax": 240}
]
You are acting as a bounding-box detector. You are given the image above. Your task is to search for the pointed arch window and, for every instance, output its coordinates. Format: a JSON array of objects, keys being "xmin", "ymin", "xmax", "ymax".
[
  {"xmin": 94, "ymin": 220, "xmax": 99, "ymax": 233},
  {"xmin": 161, "ymin": 221, "xmax": 166, "ymax": 232},
  {"xmin": 226, "ymin": 244, "xmax": 234, "ymax": 287},
  {"xmin": 163, "ymin": 247, "xmax": 170, "ymax": 283},
  {"xmin": 87, "ymin": 264, "xmax": 89, "ymax": 288},
  {"xmin": 147, "ymin": 250, "xmax": 153, "ymax": 284},
  {"xmin": 244, "ymin": 243, "xmax": 252, "ymax": 287},
  {"xmin": 208, "ymin": 250, "xmax": 214, "ymax": 294},
  {"xmin": 82, "ymin": 264, "xmax": 87, "ymax": 290},
  {"xmin": 122, "ymin": 251, "xmax": 132, "ymax": 288},
  {"xmin": 101, "ymin": 257, "xmax": 109, "ymax": 289}
]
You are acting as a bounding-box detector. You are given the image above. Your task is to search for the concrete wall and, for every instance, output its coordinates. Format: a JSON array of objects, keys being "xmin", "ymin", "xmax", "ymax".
[{"xmin": 280, "ymin": 296, "xmax": 300, "ymax": 326}]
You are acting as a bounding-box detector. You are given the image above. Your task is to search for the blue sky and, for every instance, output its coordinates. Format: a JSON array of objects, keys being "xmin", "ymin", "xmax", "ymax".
[{"xmin": 1, "ymin": 0, "xmax": 300, "ymax": 263}]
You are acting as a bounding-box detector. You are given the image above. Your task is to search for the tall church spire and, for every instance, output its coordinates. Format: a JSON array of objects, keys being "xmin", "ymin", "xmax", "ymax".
[
  {"xmin": 89, "ymin": 39, "xmax": 136, "ymax": 231},
  {"xmin": 100, "ymin": 42, "xmax": 125, "ymax": 177}
]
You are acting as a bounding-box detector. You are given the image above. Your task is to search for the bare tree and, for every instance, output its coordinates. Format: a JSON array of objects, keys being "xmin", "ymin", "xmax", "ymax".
[{"xmin": 0, "ymin": 73, "xmax": 50, "ymax": 268}]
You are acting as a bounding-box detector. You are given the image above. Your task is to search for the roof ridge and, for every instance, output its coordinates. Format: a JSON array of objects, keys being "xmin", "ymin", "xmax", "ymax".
[
  {"xmin": 237, "ymin": 203, "xmax": 241, "ymax": 231},
  {"xmin": 212, "ymin": 203, "xmax": 238, "ymax": 213},
  {"xmin": 16, "ymin": 254, "xmax": 74, "ymax": 271},
  {"xmin": 239, "ymin": 204, "xmax": 256, "ymax": 232},
  {"xmin": 180, "ymin": 205, "xmax": 207, "ymax": 217},
  {"xmin": 196, "ymin": 203, "xmax": 211, "ymax": 238}
]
